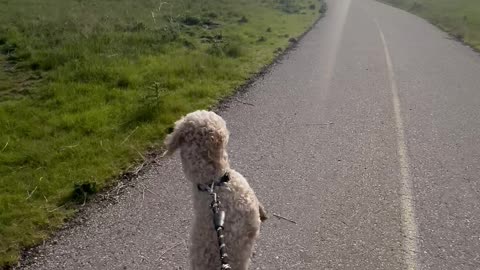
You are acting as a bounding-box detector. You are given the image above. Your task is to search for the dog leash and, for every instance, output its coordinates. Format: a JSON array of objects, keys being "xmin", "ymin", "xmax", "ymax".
[{"xmin": 198, "ymin": 172, "xmax": 232, "ymax": 270}]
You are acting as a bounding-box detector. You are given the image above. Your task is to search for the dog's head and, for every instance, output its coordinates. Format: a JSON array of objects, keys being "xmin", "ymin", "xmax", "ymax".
[{"xmin": 163, "ymin": 110, "xmax": 229, "ymax": 159}]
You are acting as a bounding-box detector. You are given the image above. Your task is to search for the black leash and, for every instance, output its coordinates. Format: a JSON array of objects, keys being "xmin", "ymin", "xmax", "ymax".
[{"xmin": 198, "ymin": 172, "xmax": 232, "ymax": 270}]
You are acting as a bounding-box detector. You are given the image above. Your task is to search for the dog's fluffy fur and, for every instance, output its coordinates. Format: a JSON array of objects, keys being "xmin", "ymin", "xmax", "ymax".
[{"xmin": 164, "ymin": 110, "xmax": 266, "ymax": 270}]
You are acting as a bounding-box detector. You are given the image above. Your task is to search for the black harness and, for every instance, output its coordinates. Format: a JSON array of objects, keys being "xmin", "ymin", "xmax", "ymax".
[
  {"xmin": 197, "ymin": 172, "xmax": 232, "ymax": 270},
  {"xmin": 197, "ymin": 172, "xmax": 230, "ymax": 192}
]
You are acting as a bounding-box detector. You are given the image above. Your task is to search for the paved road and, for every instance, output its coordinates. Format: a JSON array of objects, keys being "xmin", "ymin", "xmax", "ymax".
[{"xmin": 20, "ymin": 0, "xmax": 480, "ymax": 269}]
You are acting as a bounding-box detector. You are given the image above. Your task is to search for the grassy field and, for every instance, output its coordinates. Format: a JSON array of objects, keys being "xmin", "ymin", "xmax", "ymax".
[
  {"xmin": 0, "ymin": 0, "xmax": 325, "ymax": 266},
  {"xmin": 379, "ymin": 0, "xmax": 480, "ymax": 50}
]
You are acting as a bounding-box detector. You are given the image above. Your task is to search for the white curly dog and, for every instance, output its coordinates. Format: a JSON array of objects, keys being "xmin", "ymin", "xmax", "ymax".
[{"xmin": 164, "ymin": 110, "xmax": 267, "ymax": 270}]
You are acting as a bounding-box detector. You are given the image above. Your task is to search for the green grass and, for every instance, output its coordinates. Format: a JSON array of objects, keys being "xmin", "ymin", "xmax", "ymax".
[
  {"xmin": 379, "ymin": 0, "xmax": 480, "ymax": 50},
  {"xmin": 0, "ymin": 0, "xmax": 325, "ymax": 266}
]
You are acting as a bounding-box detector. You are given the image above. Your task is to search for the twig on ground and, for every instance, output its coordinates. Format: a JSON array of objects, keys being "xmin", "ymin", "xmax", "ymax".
[
  {"xmin": 48, "ymin": 204, "xmax": 65, "ymax": 213},
  {"xmin": 159, "ymin": 150, "xmax": 168, "ymax": 158},
  {"xmin": 305, "ymin": 122, "xmax": 334, "ymax": 127},
  {"xmin": 128, "ymin": 147, "xmax": 148, "ymax": 176},
  {"xmin": 124, "ymin": 164, "xmax": 134, "ymax": 173},
  {"xmin": 137, "ymin": 183, "xmax": 160, "ymax": 199},
  {"xmin": 135, "ymin": 148, "xmax": 146, "ymax": 161},
  {"xmin": 1, "ymin": 138, "xmax": 9, "ymax": 152},
  {"xmin": 156, "ymin": 241, "xmax": 184, "ymax": 261},
  {"xmin": 117, "ymin": 182, "xmax": 126, "ymax": 193},
  {"xmin": 273, "ymin": 213, "xmax": 297, "ymax": 224},
  {"xmin": 61, "ymin": 143, "xmax": 80, "ymax": 150},
  {"xmin": 26, "ymin": 186, "xmax": 38, "ymax": 200},
  {"xmin": 121, "ymin": 126, "xmax": 139, "ymax": 145},
  {"xmin": 144, "ymin": 185, "xmax": 160, "ymax": 196},
  {"xmin": 132, "ymin": 162, "xmax": 145, "ymax": 175}
]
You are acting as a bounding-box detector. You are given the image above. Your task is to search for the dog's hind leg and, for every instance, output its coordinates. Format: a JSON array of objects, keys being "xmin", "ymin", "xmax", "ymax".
[{"xmin": 259, "ymin": 202, "xmax": 268, "ymax": 222}]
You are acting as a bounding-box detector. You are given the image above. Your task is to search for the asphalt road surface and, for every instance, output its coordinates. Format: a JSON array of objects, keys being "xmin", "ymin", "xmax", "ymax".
[{"xmin": 20, "ymin": 0, "xmax": 480, "ymax": 269}]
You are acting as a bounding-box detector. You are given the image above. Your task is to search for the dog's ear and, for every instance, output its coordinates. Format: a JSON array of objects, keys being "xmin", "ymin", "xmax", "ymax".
[{"xmin": 163, "ymin": 117, "xmax": 186, "ymax": 155}]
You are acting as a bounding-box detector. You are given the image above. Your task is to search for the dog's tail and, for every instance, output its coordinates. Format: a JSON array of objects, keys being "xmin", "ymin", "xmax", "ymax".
[{"xmin": 259, "ymin": 203, "xmax": 268, "ymax": 222}]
